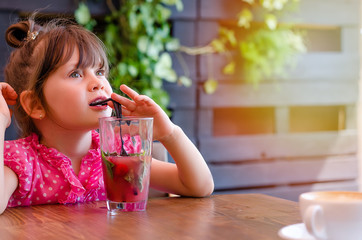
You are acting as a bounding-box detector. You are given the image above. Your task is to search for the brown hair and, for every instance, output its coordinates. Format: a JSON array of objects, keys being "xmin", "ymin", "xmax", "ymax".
[{"xmin": 4, "ymin": 17, "xmax": 109, "ymax": 137}]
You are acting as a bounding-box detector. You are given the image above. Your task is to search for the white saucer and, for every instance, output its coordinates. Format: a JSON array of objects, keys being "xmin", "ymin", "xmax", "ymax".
[{"xmin": 278, "ymin": 223, "xmax": 315, "ymax": 240}]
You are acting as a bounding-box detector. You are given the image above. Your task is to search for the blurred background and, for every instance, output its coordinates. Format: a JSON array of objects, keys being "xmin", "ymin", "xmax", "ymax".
[{"xmin": 0, "ymin": 0, "xmax": 360, "ymax": 201}]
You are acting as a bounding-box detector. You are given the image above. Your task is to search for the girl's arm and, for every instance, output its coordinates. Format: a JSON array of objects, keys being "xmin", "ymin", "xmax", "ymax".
[
  {"xmin": 0, "ymin": 83, "xmax": 18, "ymax": 214},
  {"xmin": 111, "ymin": 85, "xmax": 214, "ymax": 197}
]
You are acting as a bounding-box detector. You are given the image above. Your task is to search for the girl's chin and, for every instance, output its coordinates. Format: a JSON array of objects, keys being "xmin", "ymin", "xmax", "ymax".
[
  {"xmin": 100, "ymin": 109, "xmax": 113, "ymax": 118},
  {"xmin": 93, "ymin": 112, "xmax": 112, "ymax": 121}
]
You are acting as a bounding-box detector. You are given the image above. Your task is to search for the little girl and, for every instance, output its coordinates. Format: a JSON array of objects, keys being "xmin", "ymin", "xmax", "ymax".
[{"xmin": 0, "ymin": 17, "xmax": 214, "ymax": 214}]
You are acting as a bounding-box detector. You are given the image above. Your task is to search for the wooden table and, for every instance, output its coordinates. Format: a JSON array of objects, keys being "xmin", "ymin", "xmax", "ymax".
[{"xmin": 0, "ymin": 194, "xmax": 301, "ymax": 240}]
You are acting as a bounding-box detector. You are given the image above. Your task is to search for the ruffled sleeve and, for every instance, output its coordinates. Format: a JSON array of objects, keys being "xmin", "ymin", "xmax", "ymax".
[{"xmin": 4, "ymin": 138, "xmax": 34, "ymax": 206}]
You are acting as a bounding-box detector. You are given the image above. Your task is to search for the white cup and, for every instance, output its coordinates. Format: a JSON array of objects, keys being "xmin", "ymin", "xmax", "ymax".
[{"xmin": 299, "ymin": 191, "xmax": 362, "ymax": 240}]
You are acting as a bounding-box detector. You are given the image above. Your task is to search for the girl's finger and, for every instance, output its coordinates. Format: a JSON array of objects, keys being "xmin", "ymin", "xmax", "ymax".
[
  {"xmin": 0, "ymin": 84, "xmax": 17, "ymax": 100},
  {"xmin": 119, "ymin": 84, "xmax": 139, "ymax": 100},
  {"xmin": 5, "ymin": 99, "xmax": 17, "ymax": 105},
  {"xmin": 5, "ymin": 89, "xmax": 18, "ymax": 99},
  {"xmin": 111, "ymin": 93, "xmax": 137, "ymax": 111},
  {"xmin": 120, "ymin": 107, "xmax": 133, "ymax": 116},
  {"xmin": 135, "ymin": 95, "xmax": 154, "ymax": 105}
]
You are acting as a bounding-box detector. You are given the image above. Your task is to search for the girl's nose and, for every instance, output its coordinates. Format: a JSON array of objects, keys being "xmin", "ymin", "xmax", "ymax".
[{"xmin": 89, "ymin": 77, "xmax": 105, "ymax": 92}]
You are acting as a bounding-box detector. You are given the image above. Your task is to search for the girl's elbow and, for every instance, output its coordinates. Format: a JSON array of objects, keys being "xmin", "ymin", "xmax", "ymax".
[
  {"xmin": 0, "ymin": 203, "xmax": 7, "ymax": 215},
  {"xmin": 0, "ymin": 196, "xmax": 10, "ymax": 215},
  {"xmin": 203, "ymin": 173, "xmax": 215, "ymax": 196},
  {"xmin": 194, "ymin": 179, "xmax": 215, "ymax": 197},
  {"xmin": 202, "ymin": 180, "xmax": 215, "ymax": 197}
]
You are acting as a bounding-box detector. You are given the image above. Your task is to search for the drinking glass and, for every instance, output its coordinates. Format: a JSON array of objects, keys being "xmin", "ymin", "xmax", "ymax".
[{"xmin": 99, "ymin": 116, "xmax": 153, "ymax": 214}]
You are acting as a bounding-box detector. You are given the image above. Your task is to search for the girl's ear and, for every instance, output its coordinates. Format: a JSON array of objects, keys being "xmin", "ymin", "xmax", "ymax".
[{"xmin": 20, "ymin": 90, "xmax": 45, "ymax": 120}]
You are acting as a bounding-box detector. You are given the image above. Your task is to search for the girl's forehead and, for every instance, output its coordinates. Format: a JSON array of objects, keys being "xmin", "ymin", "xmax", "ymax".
[
  {"xmin": 32, "ymin": 26, "xmax": 109, "ymax": 80},
  {"xmin": 62, "ymin": 46, "xmax": 79, "ymax": 64},
  {"xmin": 59, "ymin": 44, "xmax": 104, "ymax": 69}
]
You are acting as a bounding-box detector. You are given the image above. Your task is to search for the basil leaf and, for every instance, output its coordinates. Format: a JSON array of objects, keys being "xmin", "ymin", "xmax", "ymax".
[{"xmin": 101, "ymin": 151, "xmax": 114, "ymax": 178}]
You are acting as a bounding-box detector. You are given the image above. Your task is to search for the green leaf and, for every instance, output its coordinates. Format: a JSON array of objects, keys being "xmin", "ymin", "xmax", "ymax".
[
  {"xmin": 129, "ymin": 11, "xmax": 140, "ymax": 30},
  {"xmin": 137, "ymin": 36, "xmax": 149, "ymax": 53},
  {"xmin": 141, "ymin": 58, "xmax": 152, "ymax": 75},
  {"xmin": 154, "ymin": 24, "xmax": 170, "ymax": 39},
  {"xmin": 237, "ymin": 9, "xmax": 253, "ymax": 29},
  {"xmin": 147, "ymin": 41, "xmax": 163, "ymax": 60},
  {"xmin": 261, "ymin": 0, "xmax": 273, "ymax": 10},
  {"xmin": 261, "ymin": 0, "xmax": 288, "ymax": 10},
  {"xmin": 153, "ymin": 52, "xmax": 177, "ymax": 82},
  {"xmin": 161, "ymin": 0, "xmax": 179, "ymax": 5},
  {"xmin": 101, "ymin": 151, "xmax": 114, "ymax": 179},
  {"xmin": 155, "ymin": 53, "xmax": 172, "ymax": 72},
  {"xmin": 166, "ymin": 38, "xmax": 180, "ymax": 51},
  {"xmin": 105, "ymin": 24, "xmax": 118, "ymax": 44},
  {"xmin": 219, "ymin": 27, "xmax": 237, "ymax": 47},
  {"xmin": 243, "ymin": 0, "xmax": 254, "ymax": 4},
  {"xmin": 157, "ymin": 5, "xmax": 172, "ymax": 20},
  {"xmin": 128, "ymin": 64, "xmax": 139, "ymax": 77},
  {"xmin": 265, "ymin": 14, "xmax": 277, "ymax": 30},
  {"xmin": 163, "ymin": 69, "xmax": 177, "ymax": 82},
  {"xmin": 157, "ymin": 91, "xmax": 171, "ymax": 109},
  {"xmin": 151, "ymin": 77, "xmax": 163, "ymax": 88},
  {"xmin": 142, "ymin": 88, "xmax": 170, "ymax": 114},
  {"xmin": 117, "ymin": 63, "xmax": 128, "ymax": 76},
  {"xmin": 75, "ymin": 3, "xmax": 91, "ymax": 25},
  {"xmin": 204, "ymin": 78, "xmax": 218, "ymax": 94},
  {"xmin": 84, "ymin": 19, "xmax": 97, "ymax": 31},
  {"xmin": 223, "ymin": 61, "xmax": 235, "ymax": 75},
  {"xmin": 176, "ymin": 0, "xmax": 184, "ymax": 11},
  {"xmin": 178, "ymin": 76, "xmax": 192, "ymax": 87},
  {"xmin": 210, "ymin": 39, "xmax": 225, "ymax": 53}
]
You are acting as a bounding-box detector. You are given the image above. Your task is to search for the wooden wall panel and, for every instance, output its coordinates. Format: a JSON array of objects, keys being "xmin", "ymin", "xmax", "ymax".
[
  {"xmin": 199, "ymin": 52, "xmax": 360, "ymax": 82},
  {"xmin": 200, "ymin": 82, "xmax": 358, "ymax": 108},
  {"xmin": 199, "ymin": 132, "xmax": 357, "ymax": 162},
  {"xmin": 170, "ymin": 0, "xmax": 197, "ymax": 19},
  {"xmin": 195, "ymin": 0, "xmax": 360, "ymax": 201},
  {"xmin": 293, "ymin": 0, "xmax": 360, "ymax": 25},
  {"xmin": 171, "ymin": 21, "xmax": 198, "ymax": 80},
  {"xmin": 170, "ymin": 109, "xmax": 196, "ymax": 139},
  {"xmin": 210, "ymin": 155, "xmax": 358, "ymax": 189},
  {"xmin": 199, "ymin": 0, "xmax": 360, "ymax": 25}
]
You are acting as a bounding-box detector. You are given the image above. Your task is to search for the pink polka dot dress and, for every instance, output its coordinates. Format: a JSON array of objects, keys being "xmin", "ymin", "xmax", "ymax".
[{"xmin": 4, "ymin": 130, "xmax": 106, "ymax": 207}]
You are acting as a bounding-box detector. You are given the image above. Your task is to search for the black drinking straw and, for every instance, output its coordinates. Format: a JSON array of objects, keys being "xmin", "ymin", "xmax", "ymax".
[{"xmin": 91, "ymin": 98, "xmax": 128, "ymax": 156}]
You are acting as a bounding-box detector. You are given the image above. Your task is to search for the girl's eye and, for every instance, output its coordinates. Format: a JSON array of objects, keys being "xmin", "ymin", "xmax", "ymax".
[
  {"xmin": 70, "ymin": 71, "xmax": 81, "ymax": 78},
  {"xmin": 96, "ymin": 69, "xmax": 105, "ymax": 76}
]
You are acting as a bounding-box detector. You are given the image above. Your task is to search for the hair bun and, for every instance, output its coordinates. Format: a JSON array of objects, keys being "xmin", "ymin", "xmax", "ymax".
[{"xmin": 5, "ymin": 21, "xmax": 31, "ymax": 48}]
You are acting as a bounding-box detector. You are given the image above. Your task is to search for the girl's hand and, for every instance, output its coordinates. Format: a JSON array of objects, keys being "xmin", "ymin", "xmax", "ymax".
[
  {"xmin": 0, "ymin": 83, "xmax": 17, "ymax": 128},
  {"xmin": 111, "ymin": 84, "xmax": 175, "ymax": 141}
]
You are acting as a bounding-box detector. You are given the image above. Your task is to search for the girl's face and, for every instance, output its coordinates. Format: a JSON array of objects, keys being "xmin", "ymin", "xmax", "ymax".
[{"xmin": 42, "ymin": 48, "xmax": 113, "ymax": 131}]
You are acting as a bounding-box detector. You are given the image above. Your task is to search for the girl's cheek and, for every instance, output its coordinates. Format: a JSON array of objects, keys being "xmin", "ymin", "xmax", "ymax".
[{"xmin": 104, "ymin": 80, "xmax": 112, "ymax": 92}]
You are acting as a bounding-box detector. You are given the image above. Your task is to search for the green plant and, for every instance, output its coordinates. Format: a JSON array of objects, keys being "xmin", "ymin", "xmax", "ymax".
[
  {"xmin": 180, "ymin": 0, "xmax": 306, "ymax": 94},
  {"xmin": 75, "ymin": 0, "xmax": 189, "ymax": 115}
]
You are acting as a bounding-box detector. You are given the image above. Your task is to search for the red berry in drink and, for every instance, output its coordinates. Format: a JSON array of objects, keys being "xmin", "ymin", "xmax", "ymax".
[{"xmin": 114, "ymin": 163, "xmax": 129, "ymax": 176}]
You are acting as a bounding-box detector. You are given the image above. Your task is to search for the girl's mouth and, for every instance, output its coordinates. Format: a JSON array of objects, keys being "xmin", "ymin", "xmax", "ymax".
[
  {"xmin": 89, "ymin": 98, "xmax": 112, "ymax": 106},
  {"xmin": 89, "ymin": 98, "xmax": 123, "ymax": 118}
]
